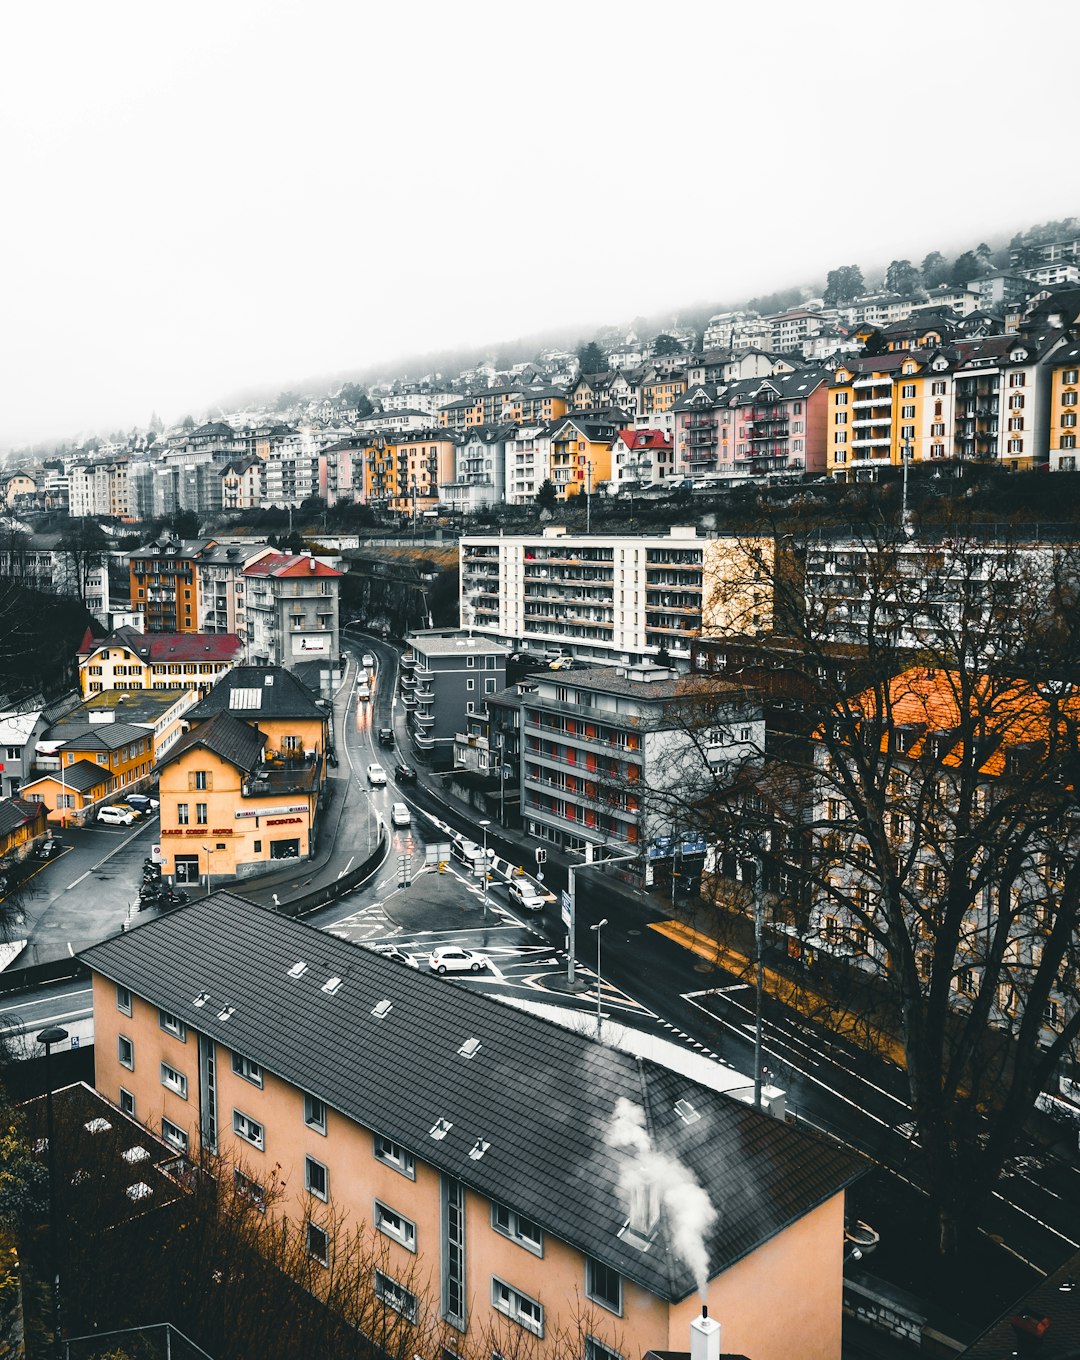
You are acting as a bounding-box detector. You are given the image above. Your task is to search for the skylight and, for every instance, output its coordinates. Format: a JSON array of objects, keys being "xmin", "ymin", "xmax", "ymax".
[
  {"xmin": 122, "ymin": 1146, "xmax": 151, "ymax": 1164},
  {"xmin": 458, "ymin": 1037, "xmax": 482, "ymax": 1059},
  {"xmin": 674, "ymin": 1098, "xmax": 701, "ymax": 1126},
  {"xmin": 229, "ymin": 688, "xmax": 262, "ymax": 709},
  {"xmin": 322, "ymin": 976, "xmax": 343, "ymax": 996},
  {"xmin": 371, "ymin": 999, "xmax": 392, "ymax": 1019},
  {"xmin": 84, "ymin": 1118, "xmax": 112, "ymax": 1135},
  {"xmin": 126, "ymin": 1182, "xmax": 153, "ymax": 1202},
  {"xmin": 288, "ymin": 961, "xmax": 308, "ymax": 978}
]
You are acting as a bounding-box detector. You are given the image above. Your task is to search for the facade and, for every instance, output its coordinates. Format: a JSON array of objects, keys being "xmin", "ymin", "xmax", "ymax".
[
  {"xmin": 0, "ymin": 708, "xmax": 48, "ymax": 799},
  {"xmin": 1043, "ymin": 339, "xmax": 1080, "ymax": 472},
  {"xmin": 68, "ymin": 460, "xmax": 132, "ymax": 521},
  {"xmin": 78, "ymin": 627, "xmax": 243, "ymax": 696},
  {"xmin": 676, "ymin": 372, "xmax": 829, "ymax": 483},
  {"xmin": 189, "ymin": 541, "xmax": 275, "ymax": 635},
  {"xmin": 0, "ymin": 796, "xmax": 48, "ymax": 861},
  {"xmin": 129, "ymin": 539, "xmax": 215, "ymax": 634},
  {"xmin": 358, "ymin": 430, "xmax": 455, "ymax": 509},
  {"xmin": 0, "ymin": 533, "xmax": 112, "ymax": 623},
  {"xmin": 82, "ymin": 893, "xmax": 861, "ymax": 1360},
  {"xmin": 439, "ymin": 426, "xmax": 512, "ymax": 512},
  {"xmin": 220, "ymin": 457, "xmax": 265, "ymax": 511},
  {"xmin": 548, "ymin": 416, "xmax": 620, "ymax": 498},
  {"xmin": 459, "ymin": 527, "xmax": 775, "ymax": 666},
  {"xmin": 610, "ymin": 429, "xmax": 674, "ymax": 491},
  {"xmin": 241, "ymin": 553, "xmax": 342, "ymax": 670},
  {"xmin": 400, "ymin": 630, "xmax": 509, "ymax": 768},
  {"xmin": 49, "ymin": 688, "xmax": 198, "ymax": 766},
  {"xmin": 519, "ymin": 663, "xmax": 762, "ymax": 855},
  {"xmin": 23, "ymin": 721, "xmax": 155, "ymax": 824},
  {"xmin": 156, "ymin": 667, "xmax": 330, "ymax": 884},
  {"xmin": 951, "ymin": 331, "xmax": 1062, "ymax": 471},
  {"xmin": 504, "ymin": 425, "xmax": 553, "ymax": 504}
]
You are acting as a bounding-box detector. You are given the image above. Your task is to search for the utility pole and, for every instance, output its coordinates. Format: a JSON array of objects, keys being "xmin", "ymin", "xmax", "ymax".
[
  {"xmin": 567, "ymin": 845, "xmax": 638, "ymax": 986},
  {"xmin": 753, "ymin": 854, "xmax": 764, "ymax": 1110}
]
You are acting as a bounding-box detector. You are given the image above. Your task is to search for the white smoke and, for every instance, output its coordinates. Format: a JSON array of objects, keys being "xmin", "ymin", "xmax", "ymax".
[{"xmin": 605, "ymin": 1097, "xmax": 717, "ymax": 1294}]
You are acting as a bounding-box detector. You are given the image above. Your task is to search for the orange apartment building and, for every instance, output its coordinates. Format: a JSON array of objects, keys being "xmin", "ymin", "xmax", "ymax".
[
  {"xmin": 129, "ymin": 539, "xmax": 216, "ymax": 634},
  {"xmin": 548, "ymin": 415, "xmax": 621, "ymax": 498},
  {"xmin": 83, "ymin": 894, "xmax": 862, "ymax": 1360},
  {"xmin": 156, "ymin": 666, "xmax": 330, "ymax": 886}
]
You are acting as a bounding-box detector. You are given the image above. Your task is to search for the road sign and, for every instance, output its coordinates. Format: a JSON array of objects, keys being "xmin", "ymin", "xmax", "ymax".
[
  {"xmin": 560, "ymin": 890, "xmax": 572, "ymax": 928},
  {"xmin": 151, "ymin": 844, "xmax": 162, "ymax": 864},
  {"xmin": 536, "ymin": 848, "xmax": 547, "ymax": 864}
]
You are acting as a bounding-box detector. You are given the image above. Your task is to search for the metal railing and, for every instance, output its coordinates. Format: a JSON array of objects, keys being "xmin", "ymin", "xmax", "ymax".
[{"xmin": 64, "ymin": 1322, "xmax": 214, "ymax": 1360}]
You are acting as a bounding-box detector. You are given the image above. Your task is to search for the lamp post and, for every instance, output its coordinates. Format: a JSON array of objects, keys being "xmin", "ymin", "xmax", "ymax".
[
  {"xmin": 202, "ymin": 844, "xmax": 213, "ymax": 898},
  {"xmin": 37, "ymin": 1024, "xmax": 68, "ymax": 1359},
  {"xmin": 590, "ymin": 918, "xmax": 608, "ymax": 1039},
  {"xmin": 479, "ymin": 819, "xmax": 491, "ymax": 920}
]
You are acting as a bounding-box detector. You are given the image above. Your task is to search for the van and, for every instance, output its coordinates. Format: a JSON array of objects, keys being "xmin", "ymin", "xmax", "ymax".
[
  {"xmin": 450, "ymin": 837, "xmax": 485, "ymax": 869},
  {"xmin": 508, "ymin": 880, "xmax": 546, "ymax": 913}
]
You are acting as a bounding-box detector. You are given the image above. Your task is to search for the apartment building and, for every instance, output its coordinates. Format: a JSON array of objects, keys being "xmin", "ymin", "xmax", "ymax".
[
  {"xmin": 1046, "ymin": 340, "xmax": 1080, "ymax": 471},
  {"xmin": 156, "ymin": 666, "xmax": 329, "ymax": 884},
  {"xmin": 0, "ymin": 708, "xmax": 48, "ymax": 798},
  {"xmin": 357, "ymin": 430, "xmax": 456, "ymax": 509},
  {"xmin": 439, "ymin": 426, "xmax": 512, "ymax": 513},
  {"xmin": 827, "ymin": 353, "xmax": 911, "ymax": 482},
  {"xmin": 547, "ymin": 415, "xmax": 620, "ymax": 499},
  {"xmin": 220, "ymin": 456, "xmax": 265, "ymax": 511},
  {"xmin": 81, "ymin": 893, "xmax": 861, "ymax": 1360},
  {"xmin": 400, "ymin": 629, "xmax": 508, "ymax": 768},
  {"xmin": 129, "ymin": 539, "xmax": 215, "ymax": 634},
  {"xmin": 22, "ymin": 721, "xmax": 155, "ymax": 824},
  {"xmin": 676, "ymin": 373, "xmax": 829, "ymax": 484},
  {"xmin": 459, "ymin": 527, "xmax": 774, "ymax": 667},
  {"xmin": 0, "ymin": 532, "xmax": 112, "ymax": 623},
  {"xmin": 190, "ymin": 541, "xmax": 276, "ymax": 635},
  {"xmin": 78, "ymin": 627, "xmax": 243, "ymax": 696},
  {"xmin": 610, "ymin": 429, "xmax": 674, "ymax": 491},
  {"xmin": 504, "ymin": 425, "xmax": 553, "ymax": 503},
  {"xmin": 951, "ymin": 331, "xmax": 1063, "ymax": 471},
  {"xmin": 68, "ymin": 459, "xmax": 131, "ymax": 520},
  {"xmin": 241, "ymin": 553, "xmax": 342, "ymax": 671},
  {"xmin": 519, "ymin": 662, "xmax": 762, "ymax": 855}
]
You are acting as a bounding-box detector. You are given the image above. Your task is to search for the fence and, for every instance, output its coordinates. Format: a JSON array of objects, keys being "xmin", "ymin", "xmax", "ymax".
[{"xmin": 64, "ymin": 1322, "xmax": 214, "ymax": 1360}]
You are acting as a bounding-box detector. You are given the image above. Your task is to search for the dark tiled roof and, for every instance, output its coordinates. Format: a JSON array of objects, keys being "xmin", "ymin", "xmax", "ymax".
[
  {"xmin": 34, "ymin": 759, "xmax": 110, "ymax": 794},
  {"xmin": 57, "ymin": 723, "xmax": 150, "ymax": 751},
  {"xmin": 0, "ymin": 797, "xmax": 45, "ymax": 837},
  {"xmin": 160, "ymin": 711, "xmax": 266, "ymax": 774},
  {"xmin": 80, "ymin": 893, "xmax": 863, "ymax": 1303},
  {"xmin": 189, "ymin": 666, "xmax": 324, "ymax": 722},
  {"xmin": 962, "ymin": 1245, "xmax": 1080, "ymax": 1357}
]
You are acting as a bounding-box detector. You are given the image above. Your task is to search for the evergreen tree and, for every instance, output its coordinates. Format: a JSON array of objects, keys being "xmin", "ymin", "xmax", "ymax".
[
  {"xmin": 921, "ymin": 251, "xmax": 950, "ymax": 287},
  {"xmin": 576, "ymin": 341, "xmax": 605, "ymax": 374}
]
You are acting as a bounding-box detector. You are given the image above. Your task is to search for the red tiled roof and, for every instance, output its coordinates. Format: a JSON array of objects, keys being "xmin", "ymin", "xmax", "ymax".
[
  {"xmin": 243, "ymin": 554, "xmax": 342, "ymax": 579},
  {"xmin": 79, "ymin": 628, "xmax": 242, "ymax": 663},
  {"xmin": 618, "ymin": 429, "xmax": 672, "ymax": 450}
]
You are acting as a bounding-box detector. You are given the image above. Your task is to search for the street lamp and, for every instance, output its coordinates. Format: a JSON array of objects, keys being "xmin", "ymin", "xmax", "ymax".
[
  {"xmin": 479, "ymin": 819, "xmax": 491, "ymax": 920},
  {"xmin": 37, "ymin": 1025, "xmax": 68, "ymax": 1359},
  {"xmin": 590, "ymin": 918, "xmax": 608, "ymax": 1040}
]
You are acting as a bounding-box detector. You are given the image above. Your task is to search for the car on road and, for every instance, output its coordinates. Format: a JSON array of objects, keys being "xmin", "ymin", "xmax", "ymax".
[
  {"xmin": 367, "ymin": 763, "xmax": 388, "ymax": 786},
  {"xmin": 357, "ymin": 682, "xmax": 371, "ymax": 701},
  {"xmin": 394, "ymin": 763, "xmax": 417, "ymax": 783},
  {"xmin": 370, "ymin": 942, "xmax": 419, "ymax": 968},
  {"xmin": 33, "ymin": 838, "xmax": 62, "ymax": 860},
  {"xmin": 450, "ymin": 836, "xmax": 485, "ymax": 869},
  {"xmin": 390, "ymin": 802, "xmax": 411, "ymax": 828},
  {"xmin": 428, "ymin": 946, "xmax": 490, "ymax": 975},
  {"xmin": 508, "ymin": 880, "xmax": 547, "ymax": 912},
  {"xmin": 98, "ymin": 806, "xmax": 136, "ymax": 826},
  {"xmin": 126, "ymin": 794, "xmax": 159, "ymax": 813},
  {"xmin": 362, "ymin": 652, "xmax": 375, "ymax": 668},
  {"xmin": 378, "ymin": 727, "xmax": 395, "ymax": 748}
]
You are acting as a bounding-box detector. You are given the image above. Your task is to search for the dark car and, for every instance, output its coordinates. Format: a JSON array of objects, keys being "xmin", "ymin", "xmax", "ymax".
[
  {"xmin": 394, "ymin": 762, "xmax": 417, "ymax": 783},
  {"xmin": 379, "ymin": 727, "xmax": 395, "ymax": 748},
  {"xmin": 33, "ymin": 839, "xmax": 61, "ymax": 860}
]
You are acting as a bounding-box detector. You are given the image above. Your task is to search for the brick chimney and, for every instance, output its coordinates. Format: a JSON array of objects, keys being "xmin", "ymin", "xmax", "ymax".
[{"xmin": 691, "ymin": 1306, "xmax": 721, "ymax": 1360}]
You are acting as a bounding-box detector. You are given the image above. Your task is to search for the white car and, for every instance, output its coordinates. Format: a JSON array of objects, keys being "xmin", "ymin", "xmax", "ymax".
[
  {"xmin": 362, "ymin": 652, "xmax": 375, "ymax": 668},
  {"xmin": 367, "ymin": 763, "xmax": 388, "ymax": 786},
  {"xmin": 428, "ymin": 946, "xmax": 490, "ymax": 975},
  {"xmin": 98, "ymin": 806, "xmax": 136, "ymax": 826},
  {"xmin": 390, "ymin": 802, "xmax": 411, "ymax": 828},
  {"xmin": 509, "ymin": 880, "xmax": 547, "ymax": 913}
]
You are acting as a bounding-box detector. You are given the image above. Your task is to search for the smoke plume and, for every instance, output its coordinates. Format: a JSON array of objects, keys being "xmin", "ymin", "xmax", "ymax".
[{"xmin": 605, "ymin": 1097, "xmax": 717, "ymax": 1294}]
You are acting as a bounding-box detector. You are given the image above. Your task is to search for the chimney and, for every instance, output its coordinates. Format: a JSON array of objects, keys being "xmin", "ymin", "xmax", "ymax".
[
  {"xmin": 308, "ymin": 558, "xmax": 316, "ymax": 571},
  {"xmin": 690, "ymin": 1307, "xmax": 721, "ymax": 1360}
]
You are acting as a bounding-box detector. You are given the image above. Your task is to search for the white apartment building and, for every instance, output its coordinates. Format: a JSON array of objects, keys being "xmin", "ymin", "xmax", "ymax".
[
  {"xmin": 68, "ymin": 460, "xmax": 131, "ymax": 520},
  {"xmin": 504, "ymin": 424, "xmax": 552, "ymax": 503},
  {"xmin": 460, "ymin": 526, "xmax": 774, "ymax": 666}
]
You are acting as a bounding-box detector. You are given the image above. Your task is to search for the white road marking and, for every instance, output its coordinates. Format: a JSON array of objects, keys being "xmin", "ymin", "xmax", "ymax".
[{"xmin": 66, "ymin": 871, "xmax": 91, "ymax": 890}]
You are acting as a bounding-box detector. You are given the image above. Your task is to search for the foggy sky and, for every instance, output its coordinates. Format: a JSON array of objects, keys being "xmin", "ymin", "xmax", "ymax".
[{"xmin": 2, "ymin": 0, "xmax": 1076, "ymax": 450}]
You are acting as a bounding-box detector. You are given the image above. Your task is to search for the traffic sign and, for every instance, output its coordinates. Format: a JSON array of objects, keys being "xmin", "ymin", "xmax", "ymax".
[{"xmin": 560, "ymin": 890, "xmax": 572, "ymax": 928}]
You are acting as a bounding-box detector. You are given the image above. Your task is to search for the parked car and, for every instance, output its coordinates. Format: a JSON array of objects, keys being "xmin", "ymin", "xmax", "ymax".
[
  {"xmin": 508, "ymin": 880, "xmax": 547, "ymax": 912},
  {"xmin": 110, "ymin": 801, "xmax": 144, "ymax": 820},
  {"xmin": 98, "ymin": 806, "xmax": 136, "ymax": 826},
  {"xmin": 371, "ymin": 943, "xmax": 419, "ymax": 969},
  {"xmin": 394, "ymin": 763, "xmax": 417, "ymax": 783},
  {"xmin": 428, "ymin": 946, "xmax": 490, "ymax": 975},
  {"xmin": 367, "ymin": 763, "xmax": 388, "ymax": 786},
  {"xmin": 126, "ymin": 794, "xmax": 159, "ymax": 813},
  {"xmin": 33, "ymin": 839, "xmax": 61, "ymax": 860},
  {"xmin": 378, "ymin": 727, "xmax": 395, "ymax": 748},
  {"xmin": 390, "ymin": 802, "xmax": 411, "ymax": 828}
]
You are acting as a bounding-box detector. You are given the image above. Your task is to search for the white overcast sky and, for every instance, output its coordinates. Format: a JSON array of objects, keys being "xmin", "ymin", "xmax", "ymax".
[{"xmin": 2, "ymin": 0, "xmax": 1076, "ymax": 450}]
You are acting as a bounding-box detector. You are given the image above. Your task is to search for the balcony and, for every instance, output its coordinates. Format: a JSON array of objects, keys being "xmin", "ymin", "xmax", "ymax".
[
  {"xmin": 415, "ymin": 710, "xmax": 434, "ymax": 727},
  {"xmin": 521, "ymin": 790, "xmax": 635, "ymax": 840},
  {"xmin": 400, "ymin": 692, "xmax": 418, "ymax": 710},
  {"xmin": 850, "ymin": 436, "xmax": 892, "ymax": 449},
  {"xmin": 242, "ymin": 754, "xmax": 321, "ymax": 798},
  {"xmin": 414, "ymin": 684, "xmax": 434, "ymax": 701}
]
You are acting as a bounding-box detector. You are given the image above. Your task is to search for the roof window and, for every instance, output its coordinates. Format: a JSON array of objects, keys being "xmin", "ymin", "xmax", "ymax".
[
  {"xmin": 674, "ymin": 1098, "xmax": 701, "ymax": 1126},
  {"xmin": 288, "ymin": 961, "xmax": 308, "ymax": 978},
  {"xmin": 458, "ymin": 1037, "xmax": 482, "ymax": 1059},
  {"xmin": 322, "ymin": 976, "xmax": 343, "ymax": 996},
  {"xmin": 371, "ymin": 999, "xmax": 392, "ymax": 1019}
]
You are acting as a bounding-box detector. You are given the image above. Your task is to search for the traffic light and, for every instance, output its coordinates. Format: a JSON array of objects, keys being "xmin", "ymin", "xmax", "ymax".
[{"xmin": 535, "ymin": 848, "xmax": 547, "ymax": 864}]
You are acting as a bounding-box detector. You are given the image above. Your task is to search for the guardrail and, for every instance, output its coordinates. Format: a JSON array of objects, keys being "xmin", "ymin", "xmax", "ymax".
[{"xmin": 275, "ymin": 824, "xmax": 389, "ymax": 919}]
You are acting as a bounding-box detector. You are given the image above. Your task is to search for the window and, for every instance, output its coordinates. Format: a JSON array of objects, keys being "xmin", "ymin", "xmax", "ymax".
[
  {"xmin": 375, "ymin": 1270, "xmax": 419, "ymax": 1322},
  {"xmin": 931, "ymin": 380, "xmax": 946, "ymax": 395},
  {"xmin": 466, "ymin": 679, "xmax": 474, "ymax": 691},
  {"xmin": 1008, "ymin": 416, "xmax": 1024, "ymax": 431},
  {"xmin": 307, "ymin": 1221, "xmax": 329, "ymax": 1267},
  {"xmin": 834, "ymin": 412, "xmax": 847, "ymax": 425},
  {"xmin": 902, "ymin": 404, "xmax": 915, "ymax": 419},
  {"xmin": 160, "ymin": 1062, "xmax": 188, "ymax": 1099},
  {"xmin": 375, "ymin": 1201, "xmax": 416, "ymax": 1250},
  {"xmin": 177, "ymin": 803, "xmax": 189, "ymax": 825},
  {"xmin": 159, "ymin": 1010, "xmax": 186, "ymax": 1041},
  {"xmin": 1009, "ymin": 371, "xmax": 1026, "ymax": 387},
  {"xmin": 586, "ymin": 1341, "xmax": 623, "ymax": 1360},
  {"xmin": 305, "ymin": 1156, "xmax": 328, "ymax": 1201},
  {"xmin": 119, "ymin": 1088, "xmax": 135, "ymax": 1117},
  {"xmin": 836, "ymin": 392, "xmax": 848, "ymax": 405},
  {"xmin": 116, "ymin": 984, "xmax": 132, "ymax": 1015},
  {"xmin": 304, "ymin": 1093, "xmax": 326, "ymax": 1133},
  {"xmin": 586, "ymin": 1258, "xmax": 622, "ymax": 1315},
  {"xmin": 161, "ymin": 1118, "xmax": 188, "ymax": 1154},
  {"xmin": 1008, "ymin": 393, "xmax": 1025, "ymax": 409},
  {"xmin": 233, "ymin": 1110, "xmax": 265, "ymax": 1150},
  {"xmin": 1063, "ymin": 413, "xmax": 1078, "ymax": 428},
  {"xmin": 234, "ymin": 1168, "xmax": 266, "ymax": 1211},
  {"xmin": 492, "ymin": 1203, "xmax": 543, "ymax": 1255},
  {"xmin": 194, "ymin": 770, "xmax": 208, "ymax": 790},
  {"xmin": 373, "ymin": 1133, "xmax": 414, "ymax": 1178},
  {"xmin": 1064, "ymin": 369, "xmax": 1079, "ymax": 384},
  {"xmin": 232, "ymin": 1052, "xmax": 263, "ymax": 1087},
  {"xmin": 901, "ymin": 384, "xmax": 916, "ymax": 398},
  {"xmin": 196, "ymin": 803, "xmax": 208, "ymax": 825},
  {"xmin": 118, "ymin": 1035, "xmax": 134, "ymax": 1070},
  {"xmin": 492, "ymin": 1278, "xmax": 543, "ymax": 1336}
]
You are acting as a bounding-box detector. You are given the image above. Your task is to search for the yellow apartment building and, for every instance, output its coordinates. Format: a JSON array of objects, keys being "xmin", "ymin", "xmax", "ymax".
[
  {"xmin": 1046, "ymin": 339, "xmax": 1080, "ymax": 471},
  {"xmin": 156, "ymin": 666, "xmax": 329, "ymax": 886},
  {"xmin": 83, "ymin": 894, "xmax": 862, "ymax": 1360},
  {"xmin": 548, "ymin": 416, "xmax": 618, "ymax": 498},
  {"xmin": 78, "ymin": 627, "xmax": 243, "ymax": 697}
]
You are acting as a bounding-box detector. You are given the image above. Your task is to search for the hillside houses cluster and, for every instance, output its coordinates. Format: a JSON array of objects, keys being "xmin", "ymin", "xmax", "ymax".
[{"xmin": 6, "ymin": 263, "xmax": 1080, "ymax": 528}]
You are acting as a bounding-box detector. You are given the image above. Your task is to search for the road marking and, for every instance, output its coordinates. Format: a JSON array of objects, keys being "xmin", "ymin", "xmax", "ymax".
[{"xmin": 66, "ymin": 872, "xmax": 91, "ymax": 890}]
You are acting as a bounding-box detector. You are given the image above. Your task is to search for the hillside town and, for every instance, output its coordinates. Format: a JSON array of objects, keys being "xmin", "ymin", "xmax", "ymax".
[{"xmin": 0, "ymin": 212, "xmax": 1079, "ymax": 1360}]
